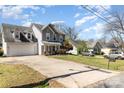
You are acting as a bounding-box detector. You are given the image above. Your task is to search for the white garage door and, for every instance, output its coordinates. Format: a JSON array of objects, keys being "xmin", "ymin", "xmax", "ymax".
[{"xmin": 7, "ymin": 43, "xmax": 38, "ymax": 56}]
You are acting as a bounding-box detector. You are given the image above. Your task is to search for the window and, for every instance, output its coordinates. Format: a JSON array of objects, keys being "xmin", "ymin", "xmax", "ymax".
[
  {"xmin": 14, "ymin": 31, "xmax": 20, "ymax": 39},
  {"xmin": 27, "ymin": 33, "xmax": 32, "ymax": 39},
  {"xmin": 23, "ymin": 32, "xmax": 27, "ymax": 35},
  {"xmin": 59, "ymin": 35, "xmax": 63, "ymax": 42},
  {"xmin": 46, "ymin": 33, "xmax": 50, "ymax": 41},
  {"xmin": 53, "ymin": 34, "xmax": 57, "ymax": 41},
  {"xmin": 10, "ymin": 30, "xmax": 14, "ymax": 33}
]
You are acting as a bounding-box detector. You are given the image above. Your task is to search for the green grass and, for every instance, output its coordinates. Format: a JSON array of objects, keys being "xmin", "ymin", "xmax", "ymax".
[
  {"xmin": 50, "ymin": 55, "xmax": 124, "ymax": 71},
  {"xmin": 0, "ymin": 64, "xmax": 46, "ymax": 88}
]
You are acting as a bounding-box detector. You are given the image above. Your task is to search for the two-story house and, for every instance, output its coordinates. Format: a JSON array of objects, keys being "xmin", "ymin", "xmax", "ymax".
[{"xmin": 31, "ymin": 23, "xmax": 65, "ymax": 55}]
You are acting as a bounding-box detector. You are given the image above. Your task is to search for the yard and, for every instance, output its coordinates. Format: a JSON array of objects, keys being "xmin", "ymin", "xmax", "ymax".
[
  {"xmin": 0, "ymin": 64, "xmax": 47, "ymax": 88},
  {"xmin": 50, "ymin": 55, "xmax": 124, "ymax": 71}
]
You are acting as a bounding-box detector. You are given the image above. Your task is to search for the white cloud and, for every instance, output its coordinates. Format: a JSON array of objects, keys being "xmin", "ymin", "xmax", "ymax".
[
  {"xmin": 51, "ymin": 20, "xmax": 65, "ymax": 24},
  {"xmin": 22, "ymin": 20, "xmax": 42, "ymax": 27},
  {"xmin": 81, "ymin": 22, "xmax": 105, "ymax": 38},
  {"xmin": 0, "ymin": 5, "xmax": 40, "ymax": 20},
  {"xmin": 43, "ymin": 5, "xmax": 55, "ymax": 8},
  {"xmin": 23, "ymin": 21, "xmax": 32, "ymax": 27},
  {"xmin": 94, "ymin": 23, "xmax": 105, "ymax": 38},
  {"xmin": 77, "ymin": 6, "xmax": 82, "ymax": 10},
  {"xmin": 74, "ymin": 13, "xmax": 80, "ymax": 18},
  {"xmin": 75, "ymin": 15, "xmax": 96, "ymax": 27}
]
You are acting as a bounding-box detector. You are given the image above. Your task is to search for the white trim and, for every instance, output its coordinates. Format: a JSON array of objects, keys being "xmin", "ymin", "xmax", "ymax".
[
  {"xmin": 43, "ymin": 41, "xmax": 61, "ymax": 46},
  {"xmin": 48, "ymin": 26, "xmax": 55, "ymax": 34}
]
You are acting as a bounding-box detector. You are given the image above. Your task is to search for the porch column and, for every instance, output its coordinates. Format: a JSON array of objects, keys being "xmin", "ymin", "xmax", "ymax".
[
  {"xmin": 58, "ymin": 45, "xmax": 60, "ymax": 50},
  {"xmin": 44, "ymin": 45, "xmax": 46, "ymax": 53},
  {"xmin": 55, "ymin": 45, "xmax": 57, "ymax": 51},
  {"xmin": 48, "ymin": 45, "xmax": 49, "ymax": 52}
]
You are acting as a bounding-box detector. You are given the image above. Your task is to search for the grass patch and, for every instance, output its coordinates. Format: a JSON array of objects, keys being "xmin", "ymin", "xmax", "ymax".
[
  {"xmin": 50, "ymin": 55, "xmax": 124, "ymax": 71},
  {"xmin": 0, "ymin": 64, "xmax": 46, "ymax": 88}
]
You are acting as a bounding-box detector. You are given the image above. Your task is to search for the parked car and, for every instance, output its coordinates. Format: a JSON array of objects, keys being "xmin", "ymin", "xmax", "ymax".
[
  {"xmin": 106, "ymin": 51, "xmax": 124, "ymax": 60},
  {"xmin": 82, "ymin": 51, "xmax": 95, "ymax": 56}
]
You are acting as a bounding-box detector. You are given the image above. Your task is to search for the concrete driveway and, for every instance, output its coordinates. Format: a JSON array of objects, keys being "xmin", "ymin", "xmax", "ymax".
[{"xmin": 0, "ymin": 55, "xmax": 119, "ymax": 88}]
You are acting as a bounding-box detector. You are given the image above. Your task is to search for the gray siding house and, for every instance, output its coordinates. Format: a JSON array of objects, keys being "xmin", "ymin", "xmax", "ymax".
[{"xmin": 31, "ymin": 23, "xmax": 65, "ymax": 55}]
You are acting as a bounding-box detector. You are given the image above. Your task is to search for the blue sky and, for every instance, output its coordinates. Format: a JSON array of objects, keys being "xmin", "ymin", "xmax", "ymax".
[{"xmin": 0, "ymin": 5, "xmax": 124, "ymax": 40}]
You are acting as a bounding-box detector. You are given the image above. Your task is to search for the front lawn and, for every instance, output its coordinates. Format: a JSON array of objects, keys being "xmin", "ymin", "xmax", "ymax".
[
  {"xmin": 50, "ymin": 55, "xmax": 124, "ymax": 71},
  {"xmin": 0, "ymin": 64, "xmax": 46, "ymax": 88}
]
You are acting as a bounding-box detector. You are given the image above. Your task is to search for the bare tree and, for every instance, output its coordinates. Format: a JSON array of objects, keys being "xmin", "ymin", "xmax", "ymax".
[
  {"xmin": 105, "ymin": 12, "xmax": 124, "ymax": 50},
  {"xmin": 54, "ymin": 23, "xmax": 81, "ymax": 41},
  {"xmin": 65, "ymin": 27, "xmax": 81, "ymax": 41}
]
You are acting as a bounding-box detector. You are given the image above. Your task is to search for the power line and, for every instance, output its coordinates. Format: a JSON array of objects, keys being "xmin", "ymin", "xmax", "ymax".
[
  {"xmin": 81, "ymin": 5, "xmax": 111, "ymax": 24},
  {"xmin": 81, "ymin": 5, "xmax": 124, "ymax": 34},
  {"xmin": 89, "ymin": 5, "xmax": 112, "ymax": 21},
  {"xmin": 100, "ymin": 5, "xmax": 113, "ymax": 15}
]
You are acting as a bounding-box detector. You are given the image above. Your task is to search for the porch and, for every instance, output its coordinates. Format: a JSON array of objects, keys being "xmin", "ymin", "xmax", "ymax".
[{"xmin": 41, "ymin": 41, "xmax": 61, "ymax": 55}]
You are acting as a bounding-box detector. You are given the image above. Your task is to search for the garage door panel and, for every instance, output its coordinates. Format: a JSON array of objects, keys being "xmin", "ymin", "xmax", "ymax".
[{"xmin": 7, "ymin": 43, "xmax": 38, "ymax": 56}]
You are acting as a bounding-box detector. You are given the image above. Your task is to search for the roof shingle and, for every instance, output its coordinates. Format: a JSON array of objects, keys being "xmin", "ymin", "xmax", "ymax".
[{"xmin": 1, "ymin": 23, "xmax": 37, "ymax": 42}]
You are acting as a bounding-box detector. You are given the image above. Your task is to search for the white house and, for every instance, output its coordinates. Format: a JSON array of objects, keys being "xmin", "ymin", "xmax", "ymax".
[
  {"xmin": 67, "ymin": 40, "xmax": 78, "ymax": 55},
  {"xmin": 0, "ymin": 23, "xmax": 38, "ymax": 56}
]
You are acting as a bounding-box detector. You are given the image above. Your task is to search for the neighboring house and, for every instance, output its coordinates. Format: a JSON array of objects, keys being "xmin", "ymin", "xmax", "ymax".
[
  {"xmin": 101, "ymin": 43, "xmax": 119, "ymax": 55},
  {"xmin": 87, "ymin": 40, "xmax": 119, "ymax": 55},
  {"xmin": 31, "ymin": 23, "xmax": 65, "ymax": 55},
  {"xmin": 67, "ymin": 40, "xmax": 78, "ymax": 55},
  {"xmin": 87, "ymin": 41, "xmax": 103, "ymax": 54},
  {"xmin": 1, "ymin": 23, "xmax": 38, "ymax": 56}
]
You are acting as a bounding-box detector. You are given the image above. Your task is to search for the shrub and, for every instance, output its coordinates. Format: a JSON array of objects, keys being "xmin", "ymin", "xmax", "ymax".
[
  {"xmin": 58, "ymin": 49, "xmax": 66, "ymax": 55},
  {"xmin": 0, "ymin": 48, "xmax": 3, "ymax": 56},
  {"xmin": 44, "ymin": 51, "xmax": 50, "ymax": 56}
]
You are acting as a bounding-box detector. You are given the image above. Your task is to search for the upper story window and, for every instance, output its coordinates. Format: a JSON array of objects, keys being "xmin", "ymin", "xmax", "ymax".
[
  {"xmin": 14, "ymin": 31, "xmax": 20, "ymax": 40},
  {"xmin": 46, "ymin": 33, "xmax": 50, "ymax": 41},
  {"xmin": 53, "ymin": 34, "xmax": 57, "ymax": 41},
  {"xmin": 23, "ymin": 32, "xmax": 27, "ymax": 35},
  {"xmin": 59, "ymin": 35, "xmax": 63, "ymax": 42},
  {"xmin": 27, "ymin": 33, "xmax": 32, "ymax": 39},
  {"xmin": 10, "ymin": 30, "xmax": 14, "ymax": 33}
]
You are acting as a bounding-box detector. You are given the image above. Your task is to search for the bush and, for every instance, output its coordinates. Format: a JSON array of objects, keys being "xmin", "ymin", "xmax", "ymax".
[
  {"xmin": 44, "ymin": 51, "xmax": 50, "ymax": 56},
  {"xmin": 0, "ymin": 48, "xmax": 3, "ymax": 56},
  {"xmin": 58, "ymin": 49, "xmax": 66, "ymax": 55}
]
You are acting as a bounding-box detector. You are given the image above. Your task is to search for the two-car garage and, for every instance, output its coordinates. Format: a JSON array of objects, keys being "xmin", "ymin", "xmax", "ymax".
[{"xmin": 3, "ymin": 42, "xmax": 38, "ymax": 56}]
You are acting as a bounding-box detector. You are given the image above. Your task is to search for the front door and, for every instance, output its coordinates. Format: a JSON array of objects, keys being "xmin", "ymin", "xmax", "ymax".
[{"xmin": 53, "ymin": 46, "xmax": 55, "ymax": 51}]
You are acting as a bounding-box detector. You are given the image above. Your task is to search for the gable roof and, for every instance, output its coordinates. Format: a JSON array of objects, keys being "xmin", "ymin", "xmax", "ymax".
[
  {"xmin": 87, "ymin": 41, "xmax": 103, "ymax": 49},
  {"xmin": 49, "ymin": 24, "xmax": 65, "ymax": 35},
  {"xmin": 31, "ymin": 23, "xmax": 65, "ymax": 35},
  {"xmin": 87, "ymin": 40, "xmax": 120, "ymax": 49},
  {"xmin": 31, "ymin": 23, "xmax": 44, "ymax": 31},
  {"xmin": 87, "ymin": 41, "xmax": 97, "ymax": 48},
  {"xmin": 1, "ymin": 23, "xmax": 37, "ymax": 42}
]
